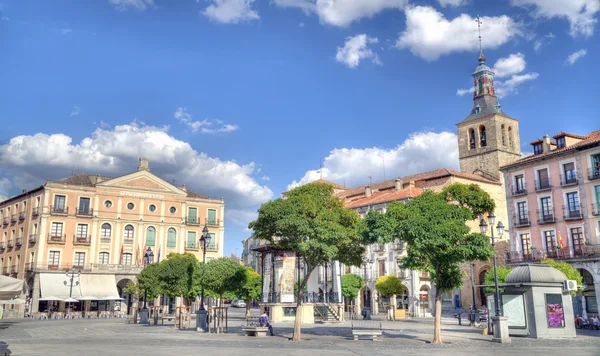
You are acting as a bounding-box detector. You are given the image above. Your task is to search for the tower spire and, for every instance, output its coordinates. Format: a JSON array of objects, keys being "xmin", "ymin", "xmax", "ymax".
[{"xmin": 475, "ymin": 15, "xmax": 485, "ymax": 62}]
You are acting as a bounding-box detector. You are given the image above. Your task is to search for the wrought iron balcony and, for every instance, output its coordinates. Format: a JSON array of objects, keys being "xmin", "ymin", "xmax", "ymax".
[
  {"xmin": 31, "ymin": 207, "xmax": 39, "ymax": 217},
  {"xmin": 206, "ymin": 218, "xmax": 220, "ymax": 226},
  {"xmin": 18, "ymin": 212, "xmax": 26, "ymax": 221},
  {"xmin": 592, "ymin": 203, "xmax": 600, "ymax": 216},
  {"xmin": 185, "ymin": 242, "xmax": 199, "ymax": 251},
  {"xmin": 185, "ymin": 217, "xmax": 200, "ymax": 225},
  {"xmin": 202, "ymin": 243, "xmax": 218, "ymax": 251},
  {"xmin": 511, "ymin": 187, "xmax": 527, "ymax": 196},
  {"xmin": 560, "ymin": 173, "xmax": 579, "ymax": 186},
  {"xmin": 47, "ymin": 233, "xmax": 66, "ymax": 244},
  {"xmin": 73, "ymin": 235, "xmax": 91, "ymax": 245},
  {"xmin": 50, "ymin": 206, "xmax": 69, "ymax": 215},
  {"xmin": 10, "ymin": 214, "xmax": 17, "ymax": 223},
  {"xmin": 563, "ymin": 206, "xmax": 584, "ymax": 220},
  {"xmin": 28, "ymin": 234, "xmax": 37, "ymax": 243},
  {"xmin": 588, "ymin": 167, "xmax": 600, "ymax": 181},
  {"xmin": 537, "ymin": 209, "xmax": 555, "ymax": 224},
  {"xmin": 7, "ymin": 239, "xmax": 14, "ymax": 248},
  {"xmin": 513, "ymin": 212, "xmax": 531, "ymax": 227},
  {"xmin": 2, "ymin": 217, "xmax": 8, "ymax": 225},
  {"xmin": 372, "ymin": 244, "xmax": 385, "ymax": 252},
  {"xmin": 0, "ymin": 242, "xmax": 4, "ymax": 251},
  {"xmin": 15, "ymin": 237, "xmax": 22, "ymax": 247},
  {"xmin": 535, "ymin": 179, "xmax": 552, "ymax": 192},
  {"xmin": 76, "ymin": 208, "xmax": 93, "ymax": 217}
]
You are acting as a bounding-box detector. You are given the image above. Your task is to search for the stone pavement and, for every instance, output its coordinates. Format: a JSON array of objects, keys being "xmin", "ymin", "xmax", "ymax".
[{"xmin": 0, "ymin": 316, "xmax": 598, "ymax": 355}]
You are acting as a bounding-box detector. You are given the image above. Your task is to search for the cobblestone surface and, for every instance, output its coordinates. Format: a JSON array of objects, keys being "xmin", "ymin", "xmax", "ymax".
[{"xmin": 1, "ymin": 317, "xmax": 598, "ymax": 355}]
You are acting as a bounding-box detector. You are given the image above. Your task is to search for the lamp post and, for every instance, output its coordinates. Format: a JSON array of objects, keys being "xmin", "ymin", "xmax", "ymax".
[
  {"xmin": 479, "ymin": 213, "xmax": 510, "ymax": 343},
  {"xmin": 324, "ymin": 261, "xmax": 329, "ymax": 303},
  {"xmin": 362, "ymin": 256, "xmax": 372, "ymax": 320},
  {"xmin": 64, "ymin": 268, "xmax": 80, "ymax": 316},
  {"xmin": 197, "ymin": 225, "xmax": 211, "ymax": 332},
  {"xmin": 140, "ymin": 247, "xmax": 154, "ymax": 324}
]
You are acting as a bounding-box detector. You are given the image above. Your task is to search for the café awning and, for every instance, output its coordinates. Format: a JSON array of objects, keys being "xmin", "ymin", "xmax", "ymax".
[
  {"xmin": 0, "ymin": 275, "xmax": 23, "ymax": 300},
  {"xmin": 79, "ymin": 274, "xmax": 119, "ymax": 299},
  {"xmin": 39, "ymin": 273, "xmax": 82, "ymax": 299}
]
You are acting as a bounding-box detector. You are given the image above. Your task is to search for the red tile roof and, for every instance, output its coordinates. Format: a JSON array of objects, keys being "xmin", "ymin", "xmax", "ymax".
[
  {"xmin": 344, "ymin": 186, "xmax": 423, "ymax": 209},
  {"xmin": 552, "ymin": 131, "xmax": 586, "ymax": 140},
  {"xmin": 502, "ymin": 130, "xmax": 600, "ymax": 169}
]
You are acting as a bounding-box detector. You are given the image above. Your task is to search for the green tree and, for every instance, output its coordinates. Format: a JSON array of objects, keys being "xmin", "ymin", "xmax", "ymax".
[
  {"xmin": 483, "ymin": 266, "xmax": 512, "ymax": 295},
  {"xmin": 237, "ymin": 266, "xmax": 262, "ymax": 319},
  {"xmin": 541, "ymin": 259, "xmax": 583, "ymax": 296},
  {"xmin": 138, "ymin": 263, "xmax": 163, "ymax": 301},
  {"xmin": 249, "ymin": 182, "xmax": 366, "ymax": 341},
  {"xmin": 341, "ymin": 274, "xmax": 364, "ymax": 309},
  {"xmin": 375, "ymin": 275, "xmax": 404, "ymax": 297},
  {"xmin": 200, "ymin": 257, "xmax": 246, "ymax": 308},
  {"xmin": 158, "ymin": 253, "xmax": 201, "ymax": 304},
  {"xmin": 363, "ymin": 183, "xmax": 495, "ymax": 344}
]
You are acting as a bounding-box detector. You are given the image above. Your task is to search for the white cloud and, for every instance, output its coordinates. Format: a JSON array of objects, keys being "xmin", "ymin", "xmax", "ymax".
[
  {"xmin": 70, "ymin": 106, "xmax": 80, "ymax": 117},
  {"xmin": 495, "ymin": 72, "xmax": 539, "ymax": 98},
  {"xmin": 108, "ymin": 0, "xmax": 154, "ymax": 11},
  {"xmin": 61, "ymin": 28, "xmax": 72, "ymax": 35},
  {"xmin": 492, "ymin": 52, "xmax": 526, "ymax": 78},
  {"xmin": 510, "ymin": 0, "xmax": 600, "ymax": 37},
  {"xmin": 273, "ymin": 0, "xmax": 408, "ymax": 27},
  {"xmin": 565, "ymin": 49, "xmax": 587, "ymax": 65},
  {"xmin": 226, "ymin": 209, "xmax": 258, "ymax": 228},
  {"xmin": 0, "ymin": 177, "xmax": 12, "ymax": 201},
  {"xmin": 261, "ymin": 175, "xmax": 270, "ymax": 181},
  {"xmin": 335, "ymin": 34, "xmax": 381, "ymax": 68},
  {"xmin": 174, "ymin": 107, "xmax": 239, "ymax": 134},
  {"xmin": 0, "ymin": 122, "xmax": 272, "ymax": 219},
  {"xmin": 456, "ymin": 88, "xmax": 471, "ymax": 96},
  {"xmin": 533, "ymin": 32, "xmax": 555, "ymax": 51},
  {"xmin": 438, "ymin": 0, "xmax": 469, "ymax": 7},
  {"xmin": 203, "ymin": 0, "xmax": 259, "ymax": 24},
  {"xmin": 396, "ymin": 6, "xmax": 521, "ymax": 61},
  {"xmin": 287, "ymin": 131, "xmax": 459, "ymax": 190}
]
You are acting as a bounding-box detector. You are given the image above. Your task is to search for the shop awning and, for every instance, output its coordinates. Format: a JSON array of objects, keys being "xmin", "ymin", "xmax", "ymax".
[
  {"xmin": 39, "ymin": 273, "xmax": 82, "ymax": 299},
  {"xmin": 79, "ymin": 274, "xmax": 119, "ymax": 299},
  {"xmin": 0, "ymin": 275, "xmax": 24, "ymax": 300}
]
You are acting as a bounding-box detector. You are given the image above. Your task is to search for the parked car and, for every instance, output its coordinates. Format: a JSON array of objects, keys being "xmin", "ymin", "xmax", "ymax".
[
  {"xmin": 231, "ymin": 300, "xmax": 246, "ymax": 308},
  {"xmin": 224, "ymin": 299, "xmax": 232, "ymax": 304}
]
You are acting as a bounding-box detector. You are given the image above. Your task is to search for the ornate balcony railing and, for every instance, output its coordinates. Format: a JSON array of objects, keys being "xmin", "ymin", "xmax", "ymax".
[
  {"xmin": 2, "ymin": 217, "xmax": 8, "ymax": 225},
  {"xmin": 185, "ymin": 217, "xmax": 200, "ymax": 225},
  {"xmin": 592, "ymin": 203, "xmax": 600, "ymax": 216},
  {"xmin": 206, "ymin": 218, "xmax": 220, "ymax": 226},
  {"xmin": 76, "ymin": 208, "xmax": 93, "ymax": 217},
  {"xmin": 100, "ymin": 237, "xmax": 111, "ymax": 244},
  {"xmin": 7, "ymin": 239, "xmax": 14, "ymax": 248},
  {"xmin": 18, "ymin": 212, "xmax": 26, "ymax": 221},
  {"xmin": 588, "ymin": 167, "xmax": 600, "ymax": 181},
  {"xmin": 50, "ymin": 206, "xmax": 69, "ymax": 215},
  {"xmin": 47, "ymin": 233, "xmax": 66, "ymax": 244},
  {"xmin": 73, "ymin": 235, "xmax": 91, "ymax": 245},
  {"xmin": 29, "ymin": 234, "xmax": 37, "ymax": 244},
  {"xmin": 185, "ymin": 243, "xmax": 199, "ymax": 251},
  {"xmin": 560, "ymin": 173, "xmax": 579, "ymax": 186},
  {"xmin": 535, "ymin": 179, "xmax": 552, "ymax": 192},
  {"xmin": 511, "ymin": 187, "xmax": 527, "ymax": 196},
  {"xmin": 563, "ymin": 206, "xmax": 584, "ymax": 220},
  {"xmin": 537, "ymin": 209, "xmax": 555, "ymax": 224},
  {"xmin": 10, "ymin": 214, "xmax": 17, "ymax": 223},
  {"xmin": 15, "ymin": 237, "xmax": 22, "ymax": 247},
  {"xmin": 31, "ymin": 207, "xmax": 39, "ymax": 217},
  {"xmin": 506, "ymin": 245, "xmax": 600, "ymax": 264},
  {"xmin": 513, "ymin": 212, "xmax": 531, "ymax": 227}
]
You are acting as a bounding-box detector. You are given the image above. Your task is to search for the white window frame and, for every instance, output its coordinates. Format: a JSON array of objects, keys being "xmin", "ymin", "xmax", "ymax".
[
  {"xmin": 100, "ymin": 223, "xmax": 112, "ymax": 238},
  {"xmin": 48, "ymin": 251, "xmax": 60, "ymax": 266},
  {"xmin": 74, "ymin": 252, "xmax": 86, "ymax": 267},
  {"xmin": 98, "ymin": 252, "xmax": 110, "ymax": 265},
  {"xmin": 512, "ymin": 170, "xmax": 526, "ymax": 192}
]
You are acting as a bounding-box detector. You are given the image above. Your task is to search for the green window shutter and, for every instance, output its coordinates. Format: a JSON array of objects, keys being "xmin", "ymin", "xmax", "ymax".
[
  {"xmin": 187, "ymin": 231, "xmax": 197, "ymax": 249},
  {"xmin": 207, "ymin": 209, "xmax": 217, "ymax": 225},
  {"xmin": 188, "ymin": 208, "xmax": 197, "ymax": 224},
  {"xmin": 208, "ymin": 233, "xmax": 216, "ymax": 250},
  {"xmin": 167, "ymin": 228, "xmax": 177, "ymax": 248},
  {"xmin": 145, "ymin": 227, "xmax": 156, "ymax": 246}
]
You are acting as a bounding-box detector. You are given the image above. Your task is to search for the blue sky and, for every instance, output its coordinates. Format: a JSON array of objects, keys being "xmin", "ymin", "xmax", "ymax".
[{"xmin": 0, "ymin": 0, "xmax": 598, "ymax": 257}]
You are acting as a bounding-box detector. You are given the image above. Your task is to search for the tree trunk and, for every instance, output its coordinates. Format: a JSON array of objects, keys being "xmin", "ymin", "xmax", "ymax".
[
  {"xmin": 292, "ymin": 268, "xmax": 313, "ymax": 341},
  {"xmin": 432, "ymin": 288, "xmax": 443, "ymax": 344},
  {"xmin": 245, "ymin": 300, "xmax": 251, "ymax": 319}
]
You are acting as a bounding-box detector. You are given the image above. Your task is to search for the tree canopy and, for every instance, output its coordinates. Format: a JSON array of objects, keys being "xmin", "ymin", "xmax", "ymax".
[
  {"xmin": 158, "ymin": 253, "xmax": 201, "ymax": 301},
  {"xmin": 483, "ymin": 266, "xmax": 512, "ymax": 295},
  {"xmin": 137, "ymin": 262, "xmax": 162, "ymax": 300},
  {"xmin": 375, "ymin": 275, "xmax": 404, "ymax": 297},
  {"xmin": 341, "ymin": 274, "xmax": 364, "ymax": 301},
  {"xmin": 541, "ymin": 259, "xmax": 583, "ymax": 296},
  {"xmin": 200, "ymin": 257, "xmax": 246, "ymax": 301},
  {"xmin": 362, "ymin": 183, "xmax": 496, "ymax": 344},
  {"xmin": 249, "ymin": 182, "xmax": 366, "ymax": 341}
]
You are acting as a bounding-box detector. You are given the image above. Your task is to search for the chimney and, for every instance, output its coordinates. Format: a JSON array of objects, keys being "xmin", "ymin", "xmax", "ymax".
[
  {"xmin": 542, "ymin": 135, "xmax": 552, "ymax": 153},
  {"xmin": 138, "ymin": 157, "xmax": 150, "ymax": 172},
  {"xmin": 181, "ymin": 184, "xmax": 187, "ymax": 192},
  {"xmin": 365, "ymin": 185, "xmax": 372, "ymax": 197},
  {"xmin": 408, "ymin": 181, "xmax": 415, "ymax": 189},
  {"xmin": 395, "ymin": 178, "xmax": 403, "ymax": 191}
]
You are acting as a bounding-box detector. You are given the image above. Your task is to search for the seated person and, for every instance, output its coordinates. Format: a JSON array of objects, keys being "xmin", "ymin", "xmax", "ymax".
[
  {"xmin": 258, "ymin": 311, "xmax": 274, "ymax": 336},
  {"xmin": 592, "ymin": 315, "xmax": 600, "ymax": 330}
]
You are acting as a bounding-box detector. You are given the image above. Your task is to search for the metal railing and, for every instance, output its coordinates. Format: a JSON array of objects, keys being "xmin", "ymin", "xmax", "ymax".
[
  {"xmin": 10, "ymin": 214, "xmax": 16, "ymax": 223},
  {"xmin": 50, "ymin": 206, "xmax": 69, "ymax": 215},
  {"xmin": 513, "ymin": 212, "xmax": 531, "ymax": 227},
  {"xmin": 592, "ymin": 203, "xmax": 600, "ymax": 216},
  {"xmin": 18, "ymin": 212, "xmax": 26, "ymax": 220},
  {"xmin": 73, "ymin": 235, "xmax": 91, "ymax": 245},
  {"xmin": 7, "ymin": 239, "xmax": 14, "ymax": 248},
  {"xmin": 537, "ymin": 209, "xmax": 555, "ymax": 224},
  {"xmin": 588, "ymin": 167, "xmax": 600, "ymax": 181},
  {"xmin": 2, "ymin": 217, "xmax": 8, "ymax": 225},
  {"xmin": 185, "ymin": 217, "xmax": 200, "ymax": 225},
  {"xmin": 535, "ymin": 179, "xmax": 552, "ymax": 191},
  {"xmin": 563, "ymin": 206, "xmax": 584, "ymax": 220},
  {"xmin": 31, "ymin": 207, "xmax": 40, "ymax": 217},
  {"xmin": 15, "ymin": 237, "xmax": 22, "ymax": 246},
  {"xmin": 76, "ymin": 208, "xmax": 93, "ymax": 217},
  {"xmin": 560, "ymin": 173, "xmax": 578, "ymax": 186},
  {"xmin": 47, "ymin": 233, "xmax": 66, "ymax": 244},
  {"xmin": 507, "ymin": 245, "xmax": 600, "ymax": 264},
  {"xmin": 27, "ymin": 262, "xmax": 144, "ymax": 274},
  {"xmin": 206, "ymin": 218, "xmax": 220, "ymax": 226},
  {"xmin": 185, "ymin": 243, "xmax": 199, "ymax": 250},
  {"xmin": 0, "ymin": 242, "xmax": 4, "ymax": 251},
  {"xmin": 29, "ymin": 234, "xmax": 37, "ymax": 243},
  {"xmin": 202, "ymin": 243, "xmax": 218, "ymax": 251},
  {"xmin": 2, "ymin": 266, "xmax": 8, "ymax": 275},
  {"xmin": 511, "ymin": 187, "xmax": 527, "ymax": 196}
]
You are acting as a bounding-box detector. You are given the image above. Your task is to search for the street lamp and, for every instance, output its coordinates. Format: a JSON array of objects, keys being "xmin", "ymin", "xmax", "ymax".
[
  {"xmin": 196, "ymin": 225, "xmax": 211, "ymax": 332},
  {"xmin": 64, "ymin": 268, "xmax": 81, "ymax": 316},
  {"xmin": 480, "ymin": 213, "xmax": 509, "ymax": 342},
  {"xmin": 140, "ymin": 247, "xmax": 153, "ymax": 324},
  {"xmin": 362, "ymin": 256, "xmax": 373, "ymax": 320}
]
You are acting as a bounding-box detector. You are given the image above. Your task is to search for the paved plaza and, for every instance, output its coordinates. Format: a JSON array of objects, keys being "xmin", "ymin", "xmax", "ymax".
[{"xmin": 1, "ymin": 313, "xmax": 599, "ymax": 355}]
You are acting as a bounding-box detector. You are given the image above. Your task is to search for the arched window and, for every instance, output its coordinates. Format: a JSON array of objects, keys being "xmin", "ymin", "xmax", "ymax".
[
  {"xmin": 124, "ymin": 224, "xmax": 134, "ymax": 240},
  {"xmin": 469, "ymin": 129, "xmax": 476, "ymax": 149},
  {"xmin": 167, "ymin": 228, "xmax": 177, "ymax": 248},
  {"xmin": 479, "ymin": 125, "xmax": 487, "ymax": 147},
  {"xmin": 508, "ymin": 126, "xmax": 513, "ymax": 147},
  {"xmin": 501, "ymin": 124, "xmax": 506, "ymax": 146},
  {"xmin": 100, "ymin": 223, "xmax": 112, "ymax": 239},
  {"xmin": 145, "ymin": 226, "xmax": 156, "ymax": 246},
  {"xmin": 121, "ymin": 253, "xmax": 132, "ymax": 265},
  {"xmin": 98, "ymin": 252, "xmax": 110, "ymax": 265}
]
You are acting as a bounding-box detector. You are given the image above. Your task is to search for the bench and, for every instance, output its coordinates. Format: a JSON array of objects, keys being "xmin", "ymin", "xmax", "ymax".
[
  {"xmin": 241, "ymin": 317, "xmax": 269, "ymax": 337},
  {"xmin": 161, "ymin": 314, "xmax": 175, "ymax": 325},
  {"xmin": 351, "ymin": 321, "xmax": 383, "ymax": 341}
]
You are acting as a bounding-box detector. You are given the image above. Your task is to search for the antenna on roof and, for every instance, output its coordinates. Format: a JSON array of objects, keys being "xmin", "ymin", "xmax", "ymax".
[
  {"xmin": 368, "ymin": 176, "xmax": 372, "ymax": 185},
  {"xmin": 319, "ymin": 159, "xmax": 323, "ymax": 179},
  {"xmin": 380, "ymin": 152, "xmax": 387, "ymax": 182}
]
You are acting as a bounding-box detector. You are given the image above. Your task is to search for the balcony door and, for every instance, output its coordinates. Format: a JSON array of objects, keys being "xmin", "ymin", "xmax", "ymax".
[
  {"xmin": 540, "ymin": 197, "xmax": 553, "ymax": 219},
  {"xmin": 537, "ymin": 169, "xmax": 549, "ymax": 189},
  {"xmin": 53, "ymin": 195, "xmax": 66, "ymax": 211},
  {"xmin": 563, "ymin": 162, "xmax": 576, "ymax": 184},
  {"xmin": 571, "ymin": 227, "xmax": 584, "ymax": 255},
  {"xmin": 514, "ymin": 175, "xmax": 525, "ymax": 193},
  {"xmin": 566, "ymin": 192, "xmax": 580, "ymax": 216},
  {"xmin": 79, "ymin": 198, "xmax": 91, "ymax": 213},
  {"xmin": 516, "ymin": 202, "xmax": 528, "ymax": 224},
  {"xmin": 544, "ymin": 230, "xmax": 556, "ymax": 257},
  {"xmin": 520, "ymin": 233, "xmax": 531, "ymax": 259},
  {"xmin": 188, "ymin": 207, "xmax": 198, "ymax": 224}
]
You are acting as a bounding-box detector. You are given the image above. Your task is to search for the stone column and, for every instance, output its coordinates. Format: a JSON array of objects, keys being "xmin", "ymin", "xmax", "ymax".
[{"xmin": 31, "ymin": 273, "xmax": 41, "ymax": 313}]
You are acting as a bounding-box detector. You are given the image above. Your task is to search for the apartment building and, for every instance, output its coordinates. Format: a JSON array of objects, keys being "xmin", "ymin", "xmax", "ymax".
[
  {"xmin": 501, "ymin": 130, "xmax": 600, "ymax": 316},
  {"xmin": 0, "ymin": 158, "xmax": 224, "ymax": 315}
]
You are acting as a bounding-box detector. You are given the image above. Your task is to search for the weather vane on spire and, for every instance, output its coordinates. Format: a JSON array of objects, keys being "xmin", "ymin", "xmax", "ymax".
[{"xmin": 475, "ymin": 15, "xmax": 485, "ymax": 61}]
